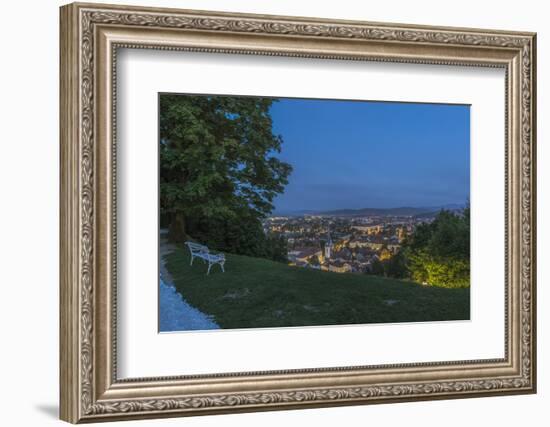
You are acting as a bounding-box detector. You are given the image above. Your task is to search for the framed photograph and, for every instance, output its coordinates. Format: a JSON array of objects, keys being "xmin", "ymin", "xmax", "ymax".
[{"xmin": 60, "ymin": 2, "xmax": 537, "ymax": 423}]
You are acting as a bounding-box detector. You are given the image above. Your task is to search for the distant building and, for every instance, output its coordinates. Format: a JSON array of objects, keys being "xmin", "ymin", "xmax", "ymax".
[
  {"xmin": 387, "ymin": 243, "xmax": 401, "ymax": 253},
  {"xmin": 396, "ymin": 226, "xmax": 406, "ymax": 242},
  {"xmin": 351, "ymin": 224, "xmax": 384, "ymax": 235},
  {"xmin": 325, "ymin": 230, "xmax": 334, "ymax": 259},
  {"xmin": 348, "ymin": 237, "xmax": 385, "ymax": 251},
  {"xmin": 379, "ymin": 246, "xmax": 392, "ymax": 261},
  {"xmin": 292, "ymin": 247, "xmax": 322, "ymax": 263},
  {"xmin": 328, "ymin": 260, "xmax": 352, "ymax": 273}
]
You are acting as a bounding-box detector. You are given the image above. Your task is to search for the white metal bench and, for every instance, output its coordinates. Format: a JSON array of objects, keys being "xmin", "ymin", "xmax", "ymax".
[
  {"xmin": 185, "ymin": 241, "xmax": 209, "ymax": 265},
  {"xmin": 184, "ymin": 241, "xmax": 225, "ymax": 275},
  {"xmin": 202, "ymin": 252, "xmax": 226, "ymax": 275}
]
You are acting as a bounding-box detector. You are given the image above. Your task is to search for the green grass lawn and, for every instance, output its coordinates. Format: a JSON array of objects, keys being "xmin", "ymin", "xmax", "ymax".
[{"xmin": 164, "ymin": 247, "xmax": 470, "ymax": 329}]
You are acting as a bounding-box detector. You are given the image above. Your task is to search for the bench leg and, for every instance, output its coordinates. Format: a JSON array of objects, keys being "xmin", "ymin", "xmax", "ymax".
[
  {"xmin": 220, "ymin": 262, "xmax": 225, "ymax": 273},
  {"xmin": 207, "ymin": 261, "xmax": 212, "ymax": 275},
  {"xmin": 190, "ymin": 254, "xmax": 194, "ymax": 266}
]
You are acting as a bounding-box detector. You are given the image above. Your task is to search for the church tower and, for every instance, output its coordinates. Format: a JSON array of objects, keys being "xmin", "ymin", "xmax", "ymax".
[{"xmin": 325, "ymin": 230, "xmax": 334, "ymax": 259}]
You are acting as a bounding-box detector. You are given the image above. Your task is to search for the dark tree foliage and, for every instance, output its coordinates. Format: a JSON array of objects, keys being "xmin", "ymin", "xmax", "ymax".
[
  {"xmin": 160, "ymin": 94, "xmax": 292, "ymax": 262},
  {"xmin": 370, "ymin": 258, "xmax": 385, "ymax": 276},
  {"xmin": 383, "ymin": 250, "xmax": 408, "ymax": 279},
  {"xmin": 402, "ymin": 207, "xmax": 470, "ymax": 288}
]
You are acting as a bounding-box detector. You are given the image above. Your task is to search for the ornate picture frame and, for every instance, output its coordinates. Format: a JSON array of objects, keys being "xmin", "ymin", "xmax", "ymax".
[{"xmin": 60, "ymin": 2, "xmax": 536, "ymax": 423}]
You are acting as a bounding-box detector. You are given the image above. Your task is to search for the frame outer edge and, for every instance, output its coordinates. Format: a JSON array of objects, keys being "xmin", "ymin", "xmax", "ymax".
[
  {"xmin": 59, "ymin": 2, "xmax": 537, "ymax": 422},
  {"xmin": 529, "ymin": 33, "xmax": 537, "ymax": 393},
  {"xmin": 60, "ymin": 3, "xmax": 81, "ymax": 424}
]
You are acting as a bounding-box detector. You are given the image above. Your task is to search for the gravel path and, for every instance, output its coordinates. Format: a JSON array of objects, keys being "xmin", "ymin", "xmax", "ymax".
[
  {"xmin": 159, "ymin": 277, "xmax": 219, "ymax": 332},
  {"xmin": 159, "ymin": 232, "xmax": 220, "ymax": 332}
]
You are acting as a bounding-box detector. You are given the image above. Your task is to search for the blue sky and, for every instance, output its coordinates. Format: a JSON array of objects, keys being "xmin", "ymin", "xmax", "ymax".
[{"xmin": 269, "ymin": 98, "xmax": 470, "ymax": 213}]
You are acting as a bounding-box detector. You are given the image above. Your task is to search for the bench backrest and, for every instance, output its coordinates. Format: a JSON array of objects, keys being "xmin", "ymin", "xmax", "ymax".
[{"xmin": 185, "ymin": 241, "xmax": 209, "ymax": 253}]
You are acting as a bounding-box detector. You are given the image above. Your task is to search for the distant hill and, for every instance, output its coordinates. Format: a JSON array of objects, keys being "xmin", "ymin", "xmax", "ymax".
[
  {"xmin": 412, "ymin": 210, "xmax": 440, "ymax": 219},
  {"xmin": 272, "ymin": 204, "xmax": 466, "ymax": 218},
  {"xmin": 412, "ymin": 204, "xmax": 466, "ymax": 219},
  {"xmin": 318, "ymin": 207, "xmax": 431, "ymax": 217},
  {"xmin": 316, "ymin": 204, "xmax": 465, "ymax": 217}
]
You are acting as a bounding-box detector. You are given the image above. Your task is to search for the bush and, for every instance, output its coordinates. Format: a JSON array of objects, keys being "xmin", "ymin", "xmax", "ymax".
[
  {"xmin": 383, "ymin": 250, "xmax": 408, "ymax": 279},
  {"xmin": 404, "ymin": 208, "xmax": 470, "ymax": 288},
  {"xmin": 408, "ymin": 250, "xmax": 469, "ymax": 288}
]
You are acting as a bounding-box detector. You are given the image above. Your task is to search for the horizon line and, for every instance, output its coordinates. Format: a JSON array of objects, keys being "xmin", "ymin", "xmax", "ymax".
[{"xmin": 272, "ymin": 203, "xmax": 467, "ymax": 213}]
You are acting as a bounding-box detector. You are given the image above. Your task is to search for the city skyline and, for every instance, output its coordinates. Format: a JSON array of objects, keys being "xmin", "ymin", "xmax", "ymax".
[{"xmin": 269, "ymin": 98, "xmax": 470, "ymax": 213}]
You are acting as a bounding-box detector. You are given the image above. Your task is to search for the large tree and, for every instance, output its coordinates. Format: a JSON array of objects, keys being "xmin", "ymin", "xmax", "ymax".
[{"xmin": 160, "ymin": 94, "xmax": 292, "ymax": 252}]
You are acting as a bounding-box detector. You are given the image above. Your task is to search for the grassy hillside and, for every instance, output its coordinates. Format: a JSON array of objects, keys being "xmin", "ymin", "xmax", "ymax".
[{"xmin": 164, "ymin": 248, "xmax": 470, "ymax": 329}]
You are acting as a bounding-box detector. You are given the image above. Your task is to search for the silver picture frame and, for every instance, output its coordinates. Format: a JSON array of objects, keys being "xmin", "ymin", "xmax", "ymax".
[{"xmin": 60, "ymin": 2, "xmax": 536, "ymax": 422}]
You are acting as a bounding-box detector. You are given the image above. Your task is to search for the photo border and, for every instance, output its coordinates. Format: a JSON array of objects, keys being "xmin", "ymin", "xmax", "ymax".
[
  {"xmin": 156, "ymin": 91, "xmax": 473, "ymax": 334},
  {"xmin": 60, "ymin": 2, "xmax": 536, "ymax": 422}
]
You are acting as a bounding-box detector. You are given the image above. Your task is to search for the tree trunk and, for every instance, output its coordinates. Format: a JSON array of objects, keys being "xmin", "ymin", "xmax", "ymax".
[{"xmin": 168, "ymin": 212, "xmax": 186, "ymax": 243}]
